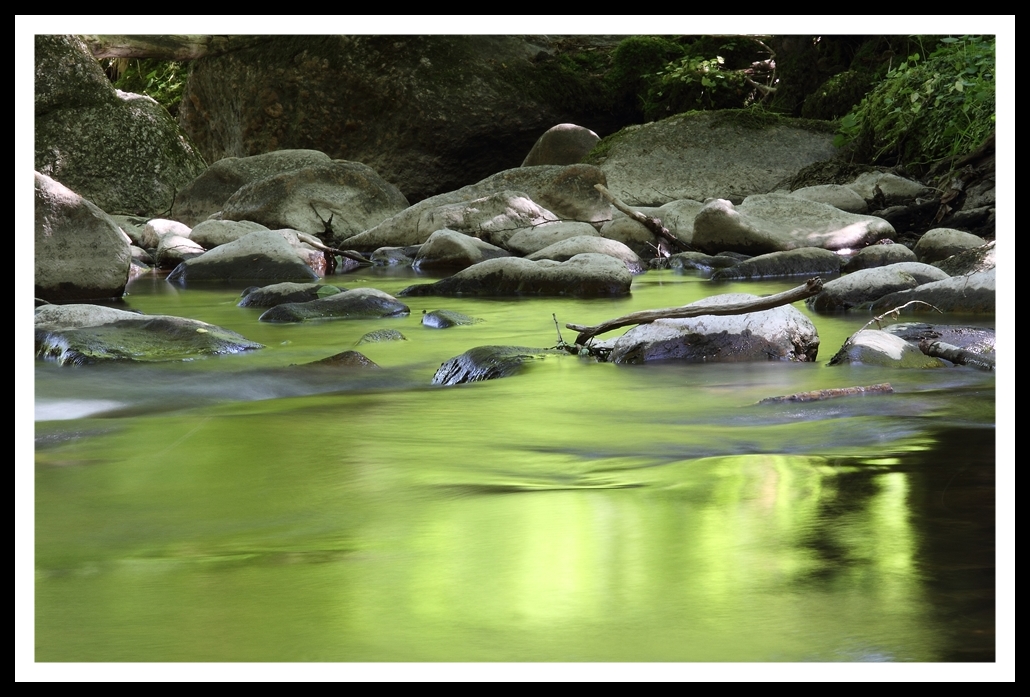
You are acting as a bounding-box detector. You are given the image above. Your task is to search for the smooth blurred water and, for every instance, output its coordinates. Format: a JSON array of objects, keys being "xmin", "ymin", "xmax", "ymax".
[{"xmin": 33, "ymin": 268, "xmax": 996, "ymax": 662}]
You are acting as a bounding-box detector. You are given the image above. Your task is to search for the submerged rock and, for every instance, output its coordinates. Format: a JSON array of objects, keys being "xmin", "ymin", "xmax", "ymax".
[
  {"xmin": 258, "ymin": 288, "xmax": 409, "ymax": 322},
  {"xmin": 421, "ymin": 309, "xmax": 483, "ymax": 329},
  {"xmin": 35, "ymin": 303, "xmax": 263, "ymax": 365},
  {"xmin": 356, "ymin": 329, "xmax": 407, "ymax": 344},
  {"xmin": 432, "ymin": 346, "xmax": 554, "ymax": 386},
  {"xmin": 303, "ymin": 350, "xmax": 380, "ymax": 369},
  {"xmin": 238, "ymin": 282, "xmax": 342, "ymax": 308}
]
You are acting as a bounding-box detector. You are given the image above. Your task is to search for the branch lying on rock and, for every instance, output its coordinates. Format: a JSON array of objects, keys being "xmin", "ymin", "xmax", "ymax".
[
  {"xmin": 565, "ymin": 277, "xmax": 824, "ymax": 345},
  {"xmin": 918, "ymin": 340, "xmax": 995, "ymax": 371},
  {"xmin": 758, "ymin": 383, "xmax": 893, "ymax": 404},
  {"xmin": 593, "ymin": 184, "xmax": 691, "ymax": 253}
]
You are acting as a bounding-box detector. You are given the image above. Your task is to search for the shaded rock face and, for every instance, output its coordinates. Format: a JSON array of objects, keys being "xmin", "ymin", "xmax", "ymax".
[
  {"xmin": 827, "ymin": 329, "xmax": 943, "ymax": 368},
  {"xmin": 710, "ymin": 248, "xmax": 842, "ymax": 281},
  {"xmin": 35, "ymin": 303, "xmax": 263, "ymax": 365},
  {"xmin": 870, "ymin": 269, "xmax": 995, "ymax": 315},
  {"xmin": 398, "ymin": 254, "xmax": 633, "ymax": 298},
  {"xmin": 432, "ymin": 346, "xmax": 552, "ymax": 386},
  {"xmin": 257, "ymin": 288, "xmax": 409, "ymax": 322},
  {"xmin": 345, "ymin": 164, "xmax": 612, "ymax": 252},
  {"xmin": 35, "ymin": 36, "xmax": 206, "ymax": 217},
  {"xmin": 914, "ymin": 228, "xmax": 987, "ymax": 264},
  {"xmin": 692, "ymin": 194, "xmax": 895, "ymax": 256},
  {"xmin": 170, "ymin": 149, "xmax": 332, "ymax": 226},
  {"xmin": 415, "ymin": 191, "xmax": 558, "ymax": 249},
  {"xmin": 669, "ymin": 252, "xmax": 741, "ymax": 273},
  {"xmin": 35, "ymin": 172, "xmax": 132, "ymax": 302},
  {"xmin": 219, "ymin": 160, "xmax": 409, "ymax": 241},
  {"xmin": 179, "ymin": 36, "xmax": 630, "ymax": 202},
  {"xmin": 933, "ymin": 240, "xmax": 995, "ymax": 276},
  {"xmin": 522, "ymin": 123, "xmax": 600, "ymax": 167},
  {"xmin": 237, "ymin": 282, "xmax": 341, "ymax": 308},
  {"xmin": 587, "ymin": 111, "xmax": 838, "ymax": 206},
  {"xmin": 609, "ymin": 294, "xmax": 820, "ymax": 365},
  {"xmin": 882, "ymin": 323, "xmax": 996, "ymax": 355}
]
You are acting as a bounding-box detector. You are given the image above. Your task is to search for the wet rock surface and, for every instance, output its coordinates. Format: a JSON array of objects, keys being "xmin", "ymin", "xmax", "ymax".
[
  {"xmin": 258, "ymin": 288, "xmax": 409, "ymax": 322},
  {"xmin": 35, "ymin": 303, "xmax": 263, "ymax": 365},
  {"xmin": 432, "ymin": 346, "xmax": 555, "ymax": 386}
]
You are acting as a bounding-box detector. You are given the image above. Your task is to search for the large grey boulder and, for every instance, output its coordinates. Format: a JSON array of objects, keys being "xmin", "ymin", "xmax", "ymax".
[
  {"xmin": 35, "ymin": 36, "xmax": 206, "ymax": 217},
  {"xmin": 35, "ymin": 172, "xmax": 132, "ymax": 302},
  {"xmin": 219, "ymin": 161, "xmax": 409, "ymax": 243},
  {"xmin": 155, "ymin": 234, "xmax": 206, "ymax": 270},
  {"xmin": 522, "ymin": 123, "xmax": 600, "ymax": 167},
  {"xmin": 189, "ymin": 219, "xmax": 270, "ymax": 249},
  {"xmin": 870, "ymin": 269, "xmax": 996, "ymax": 315},
  {"xmin": 166, "ymin": 229, "xmax": 320, "ymax": 285},
  {"xmin": 178, "ymin": 36, "xmax": 629, "ymax": 202},
  {"xmin": 790, "ymin": 184, "xmax": 868, "ymax": 213},
  {"xmin": 608, "ymin": 293, "xmax": 820, "ymax": 364},
  {"xmin": 257, "ymin": 288, "xmax": 409, "ymax": 322},
  {"xmin": 914, "ymin": 228, "xmax": 988, "ymax": 264},
  {"xmin": 693, "ymin": 194, "xmax": 895, "ymax": 256},
  {"xmin": 807, "ymin": 263, "xmax": 950, "ymax": 312},
  {"xmin": 344, "ymin": 165, "xmax": 612, "ymax": 252},
  {"xmin": 586, "ymin": 110, "xmax": 837, "ymax": 206},
  {"xmin": 711, "ymin": 248, "xmax": 842, "ymax": 281},
  {"xmin": 526, "ymin": 236, "xmax": 644, "ymax": 274},
  {"xmin": 414, "ymin": 191, "xmax": 559, "ymax": 249},
  {"xmin": 841, "ymin": 243, "xmax": 918, "ymax": 272},
  {"xmin": 170, "ymin": 150, "xmax": 332, "ymax": 226},
  {"xmin": 35, "ymin": 303, "xmax": 263, "ymax": 365},
  {"xmin": 398, "ymin": 254, "xmax": 633, "ymax": 298},
  {"xmin": 827, "ymin": 329, "xmax": 944, "ymax": 368},
  {"xmin": 412, "ymin": 229, "xmax": 510, "ymax": 271},
  {"xmin": 505, "ymin": 221, "xmax": 600, "ymax": 256}
]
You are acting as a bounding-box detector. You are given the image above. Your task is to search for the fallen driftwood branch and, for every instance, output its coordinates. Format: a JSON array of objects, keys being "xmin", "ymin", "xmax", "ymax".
[
  {"xmin": 758, "ymin": 383, "xmax": 893, "ymax": 404},
  {"xmin": 594, "ymin": 184, "xmax": 690, "ymax": 253},
  {"xmin": 919, "ymin": 340, "xmax": 995, "ymax": 371},
  {"xmin": 565, "ymin": 277, "xmax": 824, "ymax": 345}
]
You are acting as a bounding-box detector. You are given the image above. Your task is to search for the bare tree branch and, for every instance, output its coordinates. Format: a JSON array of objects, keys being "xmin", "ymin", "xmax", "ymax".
[{"xmin": 565, "ymin": 277, "xmax": 824, "ymax": 345}]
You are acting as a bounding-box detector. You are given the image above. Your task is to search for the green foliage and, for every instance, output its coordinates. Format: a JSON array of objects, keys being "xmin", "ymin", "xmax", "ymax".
[
  {"xmin": 834, "ymin": 35, "xmax": 995, "ymax": 172},
  {"xmin": 645, "ymin": 43, "xmax": 754, "ymax": 118},
  {"xmin": 106, "ymin": 59, "xmax": 188, "ymax": 116},
  {"xmin": 607, "ymin": 36, "xmax": 687, "ymax": 117}
]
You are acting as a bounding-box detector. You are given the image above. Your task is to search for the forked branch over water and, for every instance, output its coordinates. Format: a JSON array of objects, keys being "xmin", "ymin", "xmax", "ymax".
[{"xmin": 565, "ymin": 277, "xmax": 824, "ymax": 346}]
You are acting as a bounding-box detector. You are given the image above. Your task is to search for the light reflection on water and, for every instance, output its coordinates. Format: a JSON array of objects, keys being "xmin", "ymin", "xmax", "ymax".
[{"xmin": 34, "ymin": 269, "xmax": 995, "ymax": 662}]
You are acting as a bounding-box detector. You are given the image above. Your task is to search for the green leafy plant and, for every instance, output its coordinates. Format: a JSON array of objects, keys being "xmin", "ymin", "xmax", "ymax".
[
  {"xmin": 834, "ymin": 35, "xmax": 995, "ymax": 172},
  {"xmin": 105, "ymin": 58, "xmax": 188, "ymax": 116}
]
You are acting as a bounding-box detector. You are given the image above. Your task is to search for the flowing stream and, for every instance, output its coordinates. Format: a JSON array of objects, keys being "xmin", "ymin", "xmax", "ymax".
[{"xmin": 33, "ymin": 268, "xmax": 996, "ymax": 662}]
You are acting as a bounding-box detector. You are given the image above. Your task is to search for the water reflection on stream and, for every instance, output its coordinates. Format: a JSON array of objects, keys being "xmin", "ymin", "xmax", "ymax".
[{"xmin": 33, "ymin": 268, "xmax": 998, "ymax": 663}]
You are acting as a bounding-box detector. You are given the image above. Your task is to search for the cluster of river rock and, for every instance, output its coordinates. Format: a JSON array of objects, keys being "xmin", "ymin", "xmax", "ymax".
[{"xmin": 35, "ymin": 120, "xmax": 996, "ymax": 384}]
